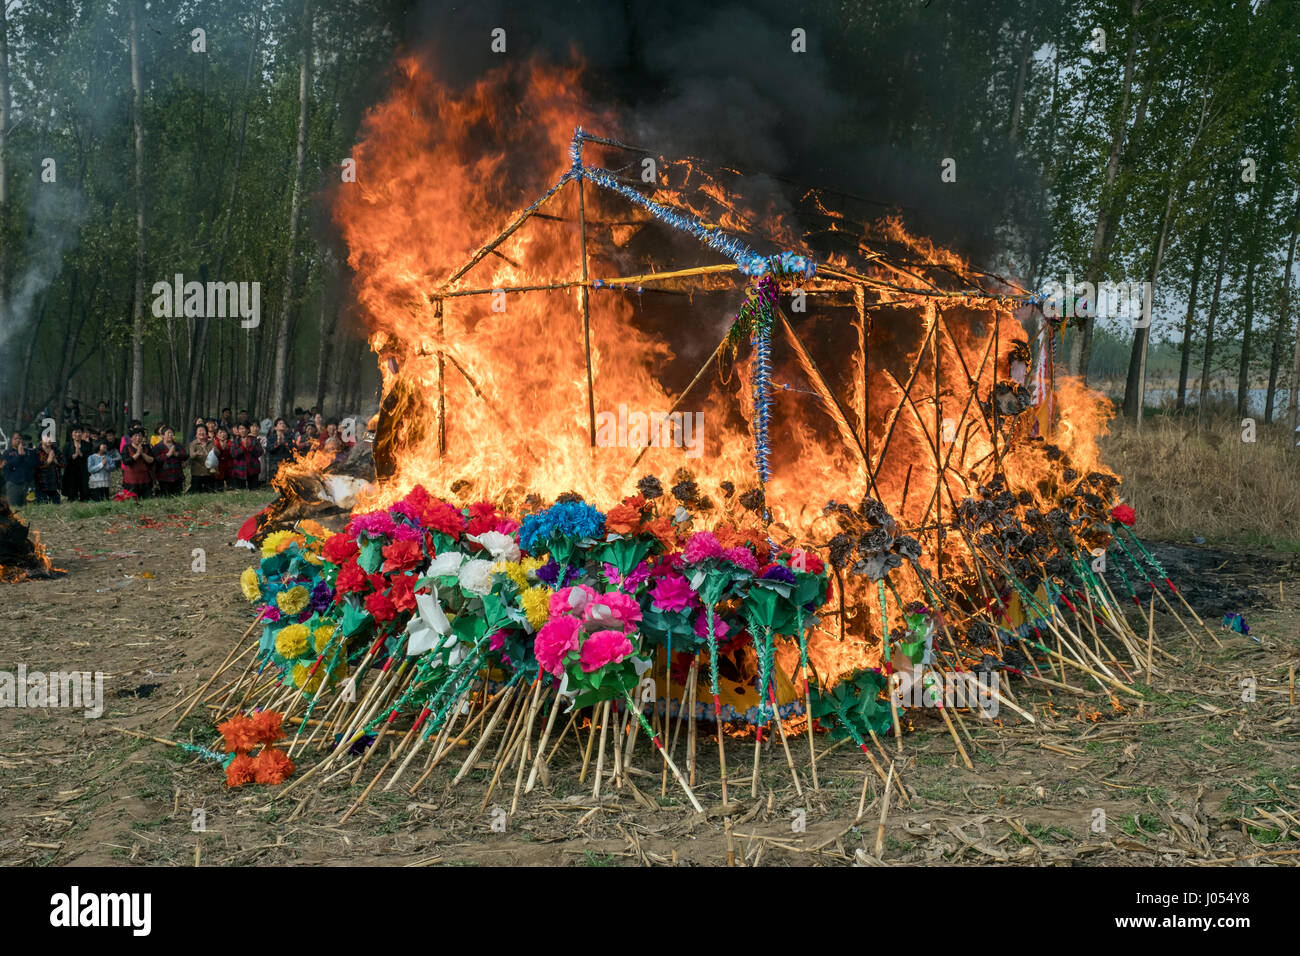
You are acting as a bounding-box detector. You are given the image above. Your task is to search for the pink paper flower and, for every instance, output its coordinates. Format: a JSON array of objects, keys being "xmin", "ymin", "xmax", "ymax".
[
  {"xmin": 722, "ymin": 546, "xmax": 759, "ymax": 574},
  {"xmin": 549, "ymin": 584, "xmax": 597, "ymax": 618},
  {"xmin": 693, "ymin": 612, "xmax": 730, "ymax": 641},
  {"xmin": 488, "ymin": 629, "xmax": 508, "ymax": 652},
  {"xmin": 534, "ymin": 616, "xmax": 582, "ymax": 677},
  {"xmin": 580, "ymin": 629, "xmax": 634, "ymax": 673},
  {"xmin": 348, "ymin": 510, "xmax": 397, "ymax": 540},
  {"xmin": 650, "ymin": 573, "xmax": 696, "ymax": 612},
  {"xmin": 585, "ymin": 592, "xmax": 642, "ymax": 629},
  {"xmin": 682, "ymin": 531, "xmax": 723, "ymax": 563}
]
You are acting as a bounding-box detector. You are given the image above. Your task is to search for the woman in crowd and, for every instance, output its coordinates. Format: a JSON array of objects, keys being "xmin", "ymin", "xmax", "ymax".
[
  {"xmin": 34, "ymin": 437, "xmax": 64, "ymax": 504},
  {"xmin": 120, "ymin": 429, "xmax": 154, "ymax": 498},
  {"xmin": 154, "ymin": 427, "xmax": 189, "ymax": 495},
  {"xmin": 266, "ymin": 418, "xmax": 293, "ymax": 482},
  {"xmin": 212, "ymin": 426, "xmax": 234, "ymax": 490},
  {"xmin": 242, "ymin": 423, "xmax": 263, "ymax": 491},
  {"xmin": 188, "ymin": 424, "xmax": 214, "ymax": 492}
]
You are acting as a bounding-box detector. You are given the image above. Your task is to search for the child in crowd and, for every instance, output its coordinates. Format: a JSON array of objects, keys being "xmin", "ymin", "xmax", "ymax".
[{"xmin": 87, "ymin": 441, "xmax": 120, "ymax": 501}]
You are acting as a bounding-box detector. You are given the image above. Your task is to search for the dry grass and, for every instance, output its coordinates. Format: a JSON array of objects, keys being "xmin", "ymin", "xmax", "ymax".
[{"xmin": 1100, "ymin": 413, "xmax": 1300, "ymax": 551}]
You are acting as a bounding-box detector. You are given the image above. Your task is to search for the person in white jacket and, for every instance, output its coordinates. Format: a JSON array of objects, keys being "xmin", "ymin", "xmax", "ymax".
[{"xmin": 87, "ymin": 441, "xmax": 120, "ymax": 501}]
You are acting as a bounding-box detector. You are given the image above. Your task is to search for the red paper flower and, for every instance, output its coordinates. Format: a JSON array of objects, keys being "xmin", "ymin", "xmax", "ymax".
[
  {"xmin": 382, "ymin": 538, "xmax": 423, "ymax": 572},
  {"xmin": 335, "ymin": 558, "xmax": 368, "ymax": 595},
  {"xmin": 323, "ymin": 533, "xmax": 359, "ymax": 566},
  {"xmin": 218, "ymin": 715, "xmax": 259, "ymax": 754},
  {"xmin": 1112, "ymin": 504, "xmax": 1136, "ymax": 526},
  {"xmin": 249, "ymin": 710, "xmax": 284, "ymax": 745},
  {"xmin": 604, "ymin": 495, "xmax": 646, "ymax": 535},
  {"xmin": 388, "ymin": 574, "xmax": 417, "ymax": 613},
  {"xmin": 422, "ymin": 499, "xmax": 467, "ymax": 538},
  {"xmin": 365, "ymin": 590, "xmax": 397, "ymax": 622},
  {"xmin": 225, "ymin": 753, "xmax": 257, "ymax": 787},
  {"xmin": 252, "ymin": 747, "xmax": 295, "ymax": 785}
]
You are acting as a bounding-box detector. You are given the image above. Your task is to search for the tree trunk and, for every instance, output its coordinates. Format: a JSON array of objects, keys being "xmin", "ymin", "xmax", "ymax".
[
  {"xmin": 1197, "ymin": 223, "xmax": 1231, "ymax": 425},
  {"xmin": 1176, "ymin": 219, "xmax": 1210, "ymax": 410},
  {"xmin": 1007, "ymin": 25, "xmax": 1032, "ymax": 144},
  {"xmin": 128, "ymin": 0, "xmax": 148, "ymax": 420},
  {"xmin": 315, "ymin": 292, "xmax": 338, "ymax": 413},
  {"xmin": 0, "ymin": 0, "xmax": 10, "ymax": 335},
  {"xmin": 1263, "ymin": 192, "xmax": 1297, "ymax": 420},
  {"xmin": 1237, "ymin": 177, "xmax": 1276, "ymax": 418},
  {"xmin": 270, "ymin": 0, "xmax": 312, "ymax": 419},
  {"xmin": 14, "ymin": 296, "xmax": 47, "ymax": 434},
  {"xmin": 1071, "ymin": 0, "xmax": 1144, "ymax": 379},
  {"xmin": 1123, "ymin": 181, "xmax": 1174, "ymax": 423}
]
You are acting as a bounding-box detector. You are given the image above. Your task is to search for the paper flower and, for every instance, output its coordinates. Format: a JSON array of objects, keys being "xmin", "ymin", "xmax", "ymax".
[
  {"xmin": 520, "ymin": 585, "xmax": 553, "ymax": 630},
  {"xmin": 722, "ymin": 547, "xmax": 759, "ymax": 574},
  {"xmin": 218, "ymin": 715, "xmax": 259, "ymax": 754},
  {"xmin": 335, "ymin": 559, "xmax": 368, "ymax": 595},
  {"xmin": 276, "ymin": 585, "xmax": 310, "ymax": 615},
  {"xmin": 585, "ymin": 592, "xmax": 642, "ymax": 629},
  {"xmin": 535, "ymin": 615, "xmax": 582, "ymax": 677},
  {"xmin": 292, "ymin": 662, "xmax": 325, "ymax": 693},
  {"xmin": 225, "ymin": 753, "xmax": 257, "ymax": 787},
  {"xmin": 405, "ymin": 590, "xmax": 452, "ymax": 656},
  {"xmin": 580, "ymin": 629, "xmax": 634, "ymax": 673},
  {"xmin": 349, "ymin": 510, "xmax": 397, "ymax": 540},
  {"xmin": 252, "ymin": 747, "xmax": 295, "ymax": 785},
  {"xmin": 313, "ymin": 624, "xmax": 335, "ymax": 654},
  {"xmin": 364, "ymin": 590, "xmax": 397, "ymax": 622},
  {"xmin": 388, "ymin": 574, "xmax": 417, "ymax": 613},
  {"xmin": 261, "ymin": 530, "xmax": 300, "ymax": 558},
  {"xmin": 518, "ymin": 501, "xmax": 606, "ymax": 553},
  {"xmin": 683, "ymin": 531, "xmax": 723, "ymax": 563},
  {"xmin": 240, "ymin": 567, "xmax": 261, "ymax": 602},
  {"xmin": 549, "ymin": 584, "xmax": 597, "ymax": 617},
  {"xmin": 382, "ymin": 538, "xmax": 424, "ymax": 572},
  {"xmin": 323, "ymin": 533, "xmax": 359, "ymax": 565},
  {"xmin": 467, "ymin": 530, "xmax": 521, "ymax": 562},
  {"xmin": 275, "ymin": 623, "xmax": 310, "ymax": 659},
  {"xmin": 650, "ymin": 573, "xmax": 695, "ymax": 612},
  {"xmin": 458, "ymin": 558, "xmax": 495, "ymax": 596},
  {"xmin": 249, "ymin": 710, "xmax": 284, "ymax": 744},
  {"xmin": 1112, "ymin": 504, "xmax": 1136, "ymax": 526}
]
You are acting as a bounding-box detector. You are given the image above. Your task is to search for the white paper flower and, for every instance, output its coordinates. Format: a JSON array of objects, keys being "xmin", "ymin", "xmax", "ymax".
[
  {"xmin": 458, "ymin": 558, "xmax": 495, "ymax": 596},
  {"xmin": 466, "ymin": 531, "xmax": 520, "ymax": 563},
  {"xmin": 406, "ymin": 590, "xmax": 451, "ymax": 656},
  {"xmin": 424, "ymin": 551, "xmax": 465, "ymax": 577}
]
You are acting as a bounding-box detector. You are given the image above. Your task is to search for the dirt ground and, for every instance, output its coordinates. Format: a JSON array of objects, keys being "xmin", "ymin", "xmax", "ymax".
[{"xmin": 2, "ymin": 497, "xmax": 1298, "ymax": 867}]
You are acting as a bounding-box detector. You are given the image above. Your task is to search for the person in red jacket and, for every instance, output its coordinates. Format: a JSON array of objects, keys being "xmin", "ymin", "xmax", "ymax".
[
  {"xmin": 121, "ymin": 429, "xmax": 155, "ymax": 498},
  {"xmin": 212, "ymin": 427, "xmax": 234, "ymax": 491}
]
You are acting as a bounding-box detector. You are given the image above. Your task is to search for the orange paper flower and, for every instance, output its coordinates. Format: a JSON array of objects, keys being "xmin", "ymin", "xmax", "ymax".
[
  {"xmin": 252, "ymin": 747, "xmax": 295, "ymax": 785},
  {"xmin": 249, "ymin": 710, "xmax": 284, "ymax": 745},
  {"xmin": 225, "ymin": 753, "xmax": 257, "ymax": 787},
  {"xmin": 218, "ymin": 715, "xmax": 259, "ymax": 754}
]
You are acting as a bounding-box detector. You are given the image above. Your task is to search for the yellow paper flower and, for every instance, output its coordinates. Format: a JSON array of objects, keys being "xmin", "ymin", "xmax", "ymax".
[
  {"xmin": 276, "ymin": 585, "xmax": 310, "ymax": 615},
  {"xmin": 261, "ymin": 530, "xmax": 298, "ymax": 558},
  {"xmin": 520, "ymin": 585, "xmax": 552, "ymax": 630},
  {"xmin": 492, "ymin": 560, "xmax": 530, "ymax": 591},
  {"xmin": 240, "ymin": 567, "xmax": 261, "ymax": 602},
  {"xmin": 313, "ymin": 624, "xmax": 335, "ymax": 654},
  {"xmin": 276, "ymin": 623, "xmax": 310, "ymax": 659},
  {"xmin": 292, "ymin": 662, "xmax": 325, "ymax": 694},
  {"xmin": 521, "ymin": 556, "xmax": 547, "ymax": 578}
]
